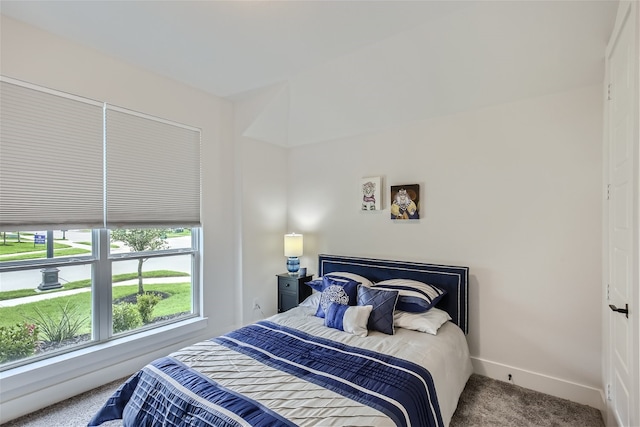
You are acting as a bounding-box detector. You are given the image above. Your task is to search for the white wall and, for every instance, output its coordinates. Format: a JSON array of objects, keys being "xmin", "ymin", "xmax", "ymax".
[
  {"xmin": 286, "ymin": 85, "xmax": 604, "ymax": 408},
  {"xmin": 238, "ymin": 137, "xmax": 288, "ymax": 321},
  {"xmin": 231, "ymin": 87, "xmax": 290, "ymax": 324},
  {"xmin": 0, "ymin": 15, "xmax": 238, "ymax": 421}
]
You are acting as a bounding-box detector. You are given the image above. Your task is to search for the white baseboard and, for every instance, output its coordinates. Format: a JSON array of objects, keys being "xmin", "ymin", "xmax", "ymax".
[{"xmin": 471, "ymin": 356, "xmax": 605, "ymax": 411}]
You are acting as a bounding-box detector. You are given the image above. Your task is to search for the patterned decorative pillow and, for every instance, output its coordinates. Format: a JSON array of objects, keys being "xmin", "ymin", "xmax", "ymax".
[
  {"xmin": 394, "ymin": 308, "xmax": 452, "ymax": 335},
  {"xmin": 315, "ymin": 276, "xmax": 359, "ymax": 318},
  {"xmin": 357, "ymin": 286, "xmax": 399, "ymax": 335},
  {"xmin": 373, "ymin": 279, "xmax": 446, "ymax": 313},
  {"xmin": 324, "ymin": 303, "xmax": 373, "ymax": 337}
]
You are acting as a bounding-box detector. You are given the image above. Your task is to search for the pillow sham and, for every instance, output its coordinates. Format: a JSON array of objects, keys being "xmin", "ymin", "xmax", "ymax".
[
  {"xmin": 324, "ymin": 303, "xmax": 373, "ymax": 337},
  {"xmin": 305, "ymin": 272, "xmax": 373, "ymax": 291},
  {"xmin": 357, "ymin": 286, "xmax": 399, "ymax": 335},
  {"xmin": 373, "ymin": 278, "xmax": 446, "ymax": 313},
  {"xmin": 394, "ymin": 307, "xmax": 451, "ymax": 335},
  {"xmin": 315, "ymin": 276, "xmax": 359, "ymax": 318}
]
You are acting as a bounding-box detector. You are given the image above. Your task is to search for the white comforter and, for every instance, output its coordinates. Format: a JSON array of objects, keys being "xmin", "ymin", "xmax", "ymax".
[{"xmin": 170, "ymin": 306, "xmax": 472, "ymax": 426}]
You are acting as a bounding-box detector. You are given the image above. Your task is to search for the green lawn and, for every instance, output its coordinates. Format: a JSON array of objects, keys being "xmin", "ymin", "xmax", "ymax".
[
  {"xmin": 0, "ymin": 282, "xmax": 192, "ymax": 333},
  {"xmin": 0, "ymin": 241, "xmax": 75, "ymax": 255},
  {"xmin": 165, "ymin": 229, "xmax": 191, "ymax": 238},
  {"xmin": 1, "ymin": 248, "xmax": 91, "ymax": 262},
  {"xmin": 113, "ymin": 283, "xmax": 192, "ymax": 318}
]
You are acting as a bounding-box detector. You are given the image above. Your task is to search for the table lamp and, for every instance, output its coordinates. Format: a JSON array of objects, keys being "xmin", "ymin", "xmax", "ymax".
[{"xmin": 284, "ymin": 233, "xmax": 303, "ymax": 275}]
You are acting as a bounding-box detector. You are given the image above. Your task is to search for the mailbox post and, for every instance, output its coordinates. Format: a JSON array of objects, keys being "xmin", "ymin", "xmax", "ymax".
[
  {"xmin": 35, "ymin": 232, "xmax": 62, "ymax": 290},
  {"xmin": 38, "ymin": 267, "xmax": 62, "ymax": 290}
]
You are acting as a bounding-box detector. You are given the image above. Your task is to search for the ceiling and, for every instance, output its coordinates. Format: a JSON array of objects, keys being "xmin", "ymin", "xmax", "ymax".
[{"xmin": 0, "ymin": 1, "xmax": 619, "ymax": 146}]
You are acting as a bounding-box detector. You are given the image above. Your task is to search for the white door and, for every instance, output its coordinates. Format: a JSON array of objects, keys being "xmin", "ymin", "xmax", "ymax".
[{"xmin": 606, "ymin": 2, "xmax": 638, "ymax": 426}]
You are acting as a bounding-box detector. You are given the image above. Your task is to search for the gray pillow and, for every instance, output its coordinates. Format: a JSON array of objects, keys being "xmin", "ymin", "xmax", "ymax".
[{"xmin": 357, "ymin": 286, "xmax": 399, "ymax": 335}]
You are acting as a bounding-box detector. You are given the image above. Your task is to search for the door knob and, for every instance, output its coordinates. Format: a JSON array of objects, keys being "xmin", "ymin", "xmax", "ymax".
[{"xmin": 609, "ymin": 303, "xmax": 629, "ymax": 318}]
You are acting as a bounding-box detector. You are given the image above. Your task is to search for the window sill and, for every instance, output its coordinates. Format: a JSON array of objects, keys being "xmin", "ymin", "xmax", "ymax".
[{"xmin": 0, "ymin": 316, "xmax": 208, "ymax": 403}]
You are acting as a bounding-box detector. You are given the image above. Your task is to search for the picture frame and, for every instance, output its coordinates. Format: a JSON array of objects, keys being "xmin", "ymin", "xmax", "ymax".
[
  {"xmin": 390, "ymin": 184, "xmax": 419, "ymax": 220},
  {"xmin": 360, "ymin": 177, "xmax": 381, "ymax": 211}
]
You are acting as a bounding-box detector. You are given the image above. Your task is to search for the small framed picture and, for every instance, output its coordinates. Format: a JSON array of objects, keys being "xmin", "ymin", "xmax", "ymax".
[
  {"xmin": 360, "ymin": 177, "xmax": 381, "ymax": 211},
  {"xmin": 390, "ymin": 184, "xmax": 419, "ymax": 220}
]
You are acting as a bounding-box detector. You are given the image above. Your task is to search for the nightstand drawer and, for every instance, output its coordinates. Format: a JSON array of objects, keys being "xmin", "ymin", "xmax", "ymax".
[{"xmin": 278, "ymin": 279, "xmax": 296, "ymax": 292}]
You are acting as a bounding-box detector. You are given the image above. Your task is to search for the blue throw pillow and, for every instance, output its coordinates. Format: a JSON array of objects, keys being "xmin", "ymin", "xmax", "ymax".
[
  {"xmin": 315, "ymin": 276, "xmax": 359, "ymax": 318},
  {"xmin": 305, "ymin": 278, "xmax": 324, "ymax": 292},
  {"xmin": 373, "ymin": 279, "xmax": 446, "ymax": 313},
  {"xmin": 357, "ymin": 286, "xmax": 399, "ymax": 335},
  {"xmin": 324, "ymin": 303, "xmax": 372, "ymax": 337}
]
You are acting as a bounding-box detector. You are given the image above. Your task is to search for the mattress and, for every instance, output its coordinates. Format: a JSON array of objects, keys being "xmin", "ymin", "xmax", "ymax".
[{"xmin": 89, "ymin": 305, "xmax": 472, "ymax": 427}]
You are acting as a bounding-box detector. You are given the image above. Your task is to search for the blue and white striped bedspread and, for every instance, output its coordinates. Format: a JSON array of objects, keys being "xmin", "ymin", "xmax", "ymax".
[{"xmin": 88, "ymin": 320, "xmax": 443, "ymax": 427}]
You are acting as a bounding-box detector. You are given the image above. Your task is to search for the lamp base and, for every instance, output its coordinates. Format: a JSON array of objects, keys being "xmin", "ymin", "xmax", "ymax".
[{"xmin": 286, "ymin": 257, "xmax": 300, "ymax": 275}]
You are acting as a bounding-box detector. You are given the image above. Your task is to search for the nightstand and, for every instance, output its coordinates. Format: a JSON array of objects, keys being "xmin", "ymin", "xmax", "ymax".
[{"xmin": 277, "ymin": 273, "xmax": 313, "ymax": 313}]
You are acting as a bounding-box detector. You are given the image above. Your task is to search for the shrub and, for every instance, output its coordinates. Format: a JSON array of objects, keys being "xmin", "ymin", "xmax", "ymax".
[
  {"xmin": 136, "ymin": 293, "xmax": 160, "ymax": 324},
  {"xmin": 112, "ymin": 303, "xmax": 142, "ymax": 333},
  {"xmin": 0, "ymin": 323, "xmax": 39, "ymax": 364},
  {"xmin": 27, "ymin": 301, "xmax": 88, "ymax": 343}
]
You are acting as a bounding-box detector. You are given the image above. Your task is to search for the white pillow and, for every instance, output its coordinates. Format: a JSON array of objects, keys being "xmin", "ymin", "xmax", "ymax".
[
  {"xmin": 299, "ymin": 292, "xmax": 321, "ymax": 308},
  {"xmin": 394, "ymin": 308, "xmax": 451, "ymax": 335}
]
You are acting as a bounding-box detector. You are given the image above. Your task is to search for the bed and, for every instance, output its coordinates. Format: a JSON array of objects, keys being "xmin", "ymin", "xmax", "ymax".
[{"xmin": 89, "ymin": 254, "xmax": 473, "ymax": 427}]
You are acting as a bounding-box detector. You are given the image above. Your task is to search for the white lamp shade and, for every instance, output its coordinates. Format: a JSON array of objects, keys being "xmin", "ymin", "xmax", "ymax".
[{"xmin": 284, "ymin": 233, "xmax": 303, "ymax": 257}]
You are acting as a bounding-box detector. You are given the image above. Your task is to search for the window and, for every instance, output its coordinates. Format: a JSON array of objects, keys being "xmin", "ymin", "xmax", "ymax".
[
  {"xmin": 0, "ymin": 77, "xmax": 201, "ymax": 369},
  {"xmin": 0, "ymin": 230, "xmax": 94, "ymax": 364},
  {"xmin": 109, "ymin": 228, "xmax": 197, "ymax": 337}
]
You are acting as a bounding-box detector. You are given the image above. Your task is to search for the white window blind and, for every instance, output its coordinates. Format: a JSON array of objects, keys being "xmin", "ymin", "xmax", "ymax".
[
  {"xmin": 0, "ymin": 78, "xmax": 104, "ymax": 231},
  {"xmin": 0, "ymin": 77, "xmax": 201, "ymax": 230},
  {"xmin": 105, "ymin": 106, "xmax": 201, "ymax": 228}
]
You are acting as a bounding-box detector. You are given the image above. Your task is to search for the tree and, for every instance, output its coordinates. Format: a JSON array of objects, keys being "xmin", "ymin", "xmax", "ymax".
[
  {"xmin": 110, "ymin": 229, "xmax": 168, "ymax": 295},
  {"xmin": 1, "ymin": 232, "xmax": 21, "ymax": 245}
]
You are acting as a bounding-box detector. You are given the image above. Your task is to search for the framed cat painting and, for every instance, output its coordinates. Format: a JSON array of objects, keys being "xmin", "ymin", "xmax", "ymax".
[
  {"xmin": 360, "ymin": 177, "xmax": 381, "ymax": 211},
  {"xmin": 390, "ymin": 184, "xmax": 419, "ymax": 220}
]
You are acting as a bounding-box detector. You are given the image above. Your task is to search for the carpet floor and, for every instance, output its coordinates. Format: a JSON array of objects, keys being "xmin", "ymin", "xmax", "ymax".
[
  {"xmin": 3, "ymin": 374, "xmax": 603, "ymax": 426},
  {"xmin": 450, "ymin": 374, "xmax": 604, "ymax": 427}
]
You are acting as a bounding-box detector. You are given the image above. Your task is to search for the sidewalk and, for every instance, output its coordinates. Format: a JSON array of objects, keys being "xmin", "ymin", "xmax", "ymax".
[{"xmin": 0, "ymin": 277, "xmax": 189, "ymax": 308}]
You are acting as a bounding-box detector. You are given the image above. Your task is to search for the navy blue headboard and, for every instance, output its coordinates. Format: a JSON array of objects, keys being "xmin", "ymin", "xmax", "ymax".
[{"xmin": 318, "ymin": 254, "xmax": 469, "ymax": 334}]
